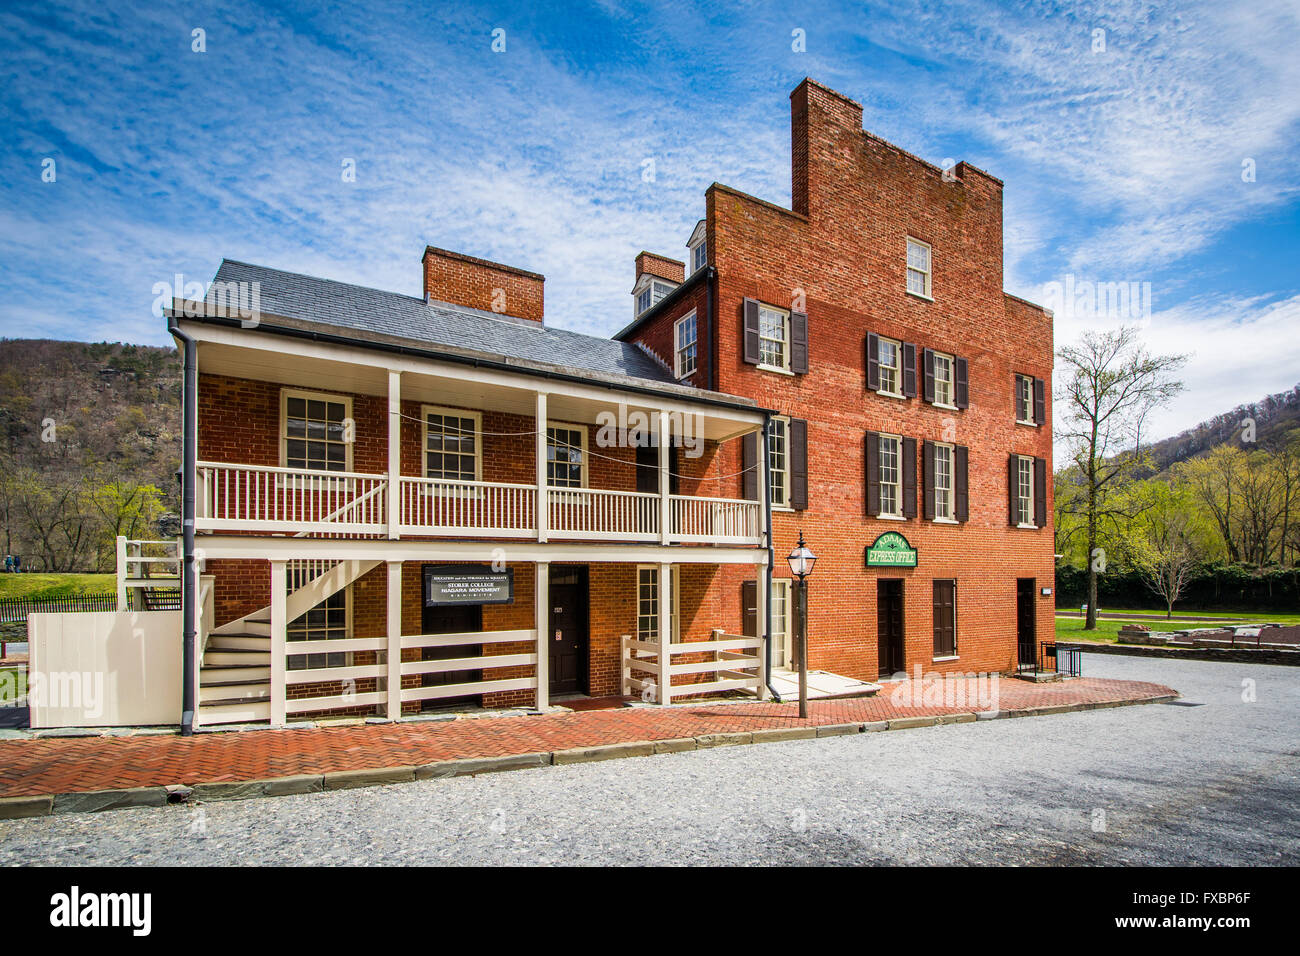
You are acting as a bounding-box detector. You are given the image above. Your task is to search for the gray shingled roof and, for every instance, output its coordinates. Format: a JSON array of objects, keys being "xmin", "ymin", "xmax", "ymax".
[{"xmin": 205, "ymin": 259, "xmax": 682, "ymax": 389}]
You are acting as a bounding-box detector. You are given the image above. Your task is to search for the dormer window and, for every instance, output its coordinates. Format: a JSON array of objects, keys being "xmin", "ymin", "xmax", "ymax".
[
  {"xmin": 634, "ymin": 277, "xmax": 678, "ymax": 317},
  {"xmin": 686, "ymin": 219, "xmax": 707, "ymax": 276}
]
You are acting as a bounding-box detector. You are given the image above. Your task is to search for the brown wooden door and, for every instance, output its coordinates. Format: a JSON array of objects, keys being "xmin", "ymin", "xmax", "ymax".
[
  {"xmin": 1017, "ymin": 578, "xmax": 1036, "ymax": 666},
  {"xmin": 420, "ymin": 600, "xmax": 483, "ymax": 709},
  {"xmin": 877, "ymin": 579, "xmax": 905, "ymax": 677},
  {"xmin": 549, "ymin": 566, "xmax": 588, "ymax": 695}
]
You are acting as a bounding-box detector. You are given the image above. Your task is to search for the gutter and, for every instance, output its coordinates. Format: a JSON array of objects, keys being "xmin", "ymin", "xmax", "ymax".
[
  {"xmin": 761, "ymin": 410, "xmax": 782, "ymax": 702},
  {"xmin": 166, "ymin": 315, "xmax": 198, "ymax": 736}
]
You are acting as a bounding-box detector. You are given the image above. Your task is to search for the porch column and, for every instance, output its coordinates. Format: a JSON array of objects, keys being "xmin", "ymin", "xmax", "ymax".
[
  {"xmin": 757, "ymin": 421, "xmax": 770, "ymax": 548},
  {"xmin": 657, "ymin": 561, "xmax": 672, "ymax": 705},
  {"xmin": 754, "ymin": 563, "xmax": 768, "ymax": 699},
  {"xmin": 535, "ymin": 562, "xmax": 549, "ymax": 710},
  {"xmin": 535, "ymin": 391, "xmax": 548, "ymax": 543},
  {"xmin": 658, "ymin": 409, "xmax": 670, "ymax": 545},
  {"xmin": 387, "ymin": 370, "xmax": 401, "ymax": 539},
  {"xmin": 385, "ymin": 561, "xmax": 402, "ymax": 720},
  {"xmin": 269, "ymin": 559, "xmax": 287, "ymax": 728},
  {"xmin": 115, "ymin": 535, "xmax": 128, "ymax": 611}
]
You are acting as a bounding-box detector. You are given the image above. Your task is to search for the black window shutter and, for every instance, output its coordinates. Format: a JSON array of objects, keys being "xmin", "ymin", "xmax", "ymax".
[
  {"xmin": 742, "ymin": 431, "xmax": 758, "ymax": 501},
  {"xmin": 955, "ymin": 445, "xmax": 969, "ymax": 522},
  {"xmin": 902, "ymin": 436, "xmax": 917, "ymax": 519},
  {"xmin": 1033, "ymin": 377, "xmax": 1046, "ymax": 425},
  {"xmin": 922, "ymin": 348, "xmax": 935, "ymax": 403},
  {"xmin": 866, "ymin": 332, "xmax": 880, "ymax": 391},
  {"xmin": 902, "ymin": 342, "xmax": 917, "ymax": 398},
  {"xmin": 955, "ymin": 357, "xmax": 969, "ymax": 409},
  {"xmin": 1008, "ymin": 453, "xmax": 1019, "ymax": 526},
  {"xmin": 635, "ymin": 444, "xmax": 657, "ymax": 494},
  {"xmin": 790, "ymin": 418, "xmax": 808, "ymax": 511},
  {"xmin": 791, "ymin": 311, "xmax": 809, "ymax": 374},
  {"xmin": 865, "ymin": 431, "xmax": 880, "ymax": 517},
  {"xmin": 742, "ymin": 299, "xmax": 761, "ymax": 365},
  {"xmin": 669, "ymin": 444, "xmax": 680, "ymax": 496},
  {"xmin": 1034, "ymin": 456, "xmax": 1047, "ymax": 528},
  {"xmin": 922, "ymin": 440, "xmax": 935, "ymax": 521},
  {"xmin": 741, "ymin": 580, "xmax": 757, "ymax": 637}
]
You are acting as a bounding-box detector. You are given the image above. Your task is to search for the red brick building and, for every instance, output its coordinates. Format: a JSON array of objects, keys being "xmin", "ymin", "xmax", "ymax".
[{"xmin": 164, "ymin": 77, "xmax": 1051, "ymax": 730}]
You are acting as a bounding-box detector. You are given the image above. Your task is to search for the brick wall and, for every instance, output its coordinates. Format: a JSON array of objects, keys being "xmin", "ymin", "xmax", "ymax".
[{"xmin": 422, "ymin": 246, "xmax": 544, "ymax": 323}]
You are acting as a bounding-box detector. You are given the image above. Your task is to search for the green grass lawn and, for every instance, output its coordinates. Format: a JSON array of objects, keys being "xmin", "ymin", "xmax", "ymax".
[
  {"xmin": 1057, "ymin": 606, "xmax": 1300, "ymax": 624},
  {"xmin": 0, "ymin": 667, "xmax": 26, "ymax": 703},
  {"xmin": 0, "ymin": 573, "xmax": 115, "ymax": 600},
  {"xmin": 1054, "ymin": 616, "xmax": 1194, "ymax": 644}
]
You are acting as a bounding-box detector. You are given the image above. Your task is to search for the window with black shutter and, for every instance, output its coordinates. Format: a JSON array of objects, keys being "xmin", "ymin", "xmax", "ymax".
[
  {"xmin": 742, "ymin": 299, "xmax": 761, "ymax": 365},
  {"xmin": 922, "ymin": 348, "xmax": 935, "ymax": 403},
  {"xmin": 741, "ymin": 431, "xmax": 758, "ymax": 501},
  {"xmin": 1034, "ymin": 456, "xmax": 1047, "ymax": 528},
  {"xmin": 954, "ymin": 445, "xmax": 969, "ymax": 522},
  {"xmin": 933, "ymin": 580, "xmax": 957, "ymax": 658},
  {"xmin": 741, "ymin": 580, "xmax": 757, "ymax": 637},
  {"xmin": 922, "ymin": 440, "xmax": 936, "ymax": 521},
  {"xmin": 1034, "ymin": 377, "xmax": 1046, "ymax": 425},
  {"xmin": 866, "ymin": 332, "xmax": 880, "ymax": 391},
  {"xmin": 790, "ymin": 311, "xmax": 809, "ymax": 374},
  {"xmin": 955, "ymin": 357, "xmax": 969, "ymax": 409},
  {"xmin": 789, "ymin": 418, "xmax": 808, "ymax": 511},
  {"xmin": 902, "ymin": 436, "xmax": 917, "ymax": 519},
  {"xmin": 865, "ymin": 431, "xmax": 880, "ymax": 517}
]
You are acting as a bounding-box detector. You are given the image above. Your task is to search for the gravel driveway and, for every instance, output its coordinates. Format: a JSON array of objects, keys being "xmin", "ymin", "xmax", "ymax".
[{"xmin": 1, "ymin": 654, "xmax": 1296, "ymax": 866}]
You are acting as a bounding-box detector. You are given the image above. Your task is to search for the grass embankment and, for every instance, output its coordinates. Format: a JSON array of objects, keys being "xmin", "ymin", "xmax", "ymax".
[
  {"xmin": 0, "ymin": 573, "xmax": 115, "ymax": 600},
  {"xmin": 1057, "ymin": 606, "xmax": 1300, "ymax": 625}
]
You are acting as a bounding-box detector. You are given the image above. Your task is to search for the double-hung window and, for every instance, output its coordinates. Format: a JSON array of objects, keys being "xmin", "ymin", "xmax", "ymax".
[
  {"xmin": 1017, "ymin": 454, "xmax": 1034, "ymax": 526},
  {"xmin": 758, "ymin": 305, "xmax": 790, "ymax": 371},
  {"xmin": 547, "ymin": 425, "xmax": 586, "ymax": 488},
  {"xmin": 932, "ymin": 351, "xmax": 955, "ymax": 406},
  {"xmin": 690, "ymin": 239, "xmax": 707, "ymax": 274},
  {"xmin": 635, "ymin": 279, "xmax": 677, "ymax": 317},
  {"xmin": 906, "ymin": 237, "xmax": 932, "ymax": 298},
  {"xmin": 877, "ymin": 336, "xmax": 902, "ymax": 396},
  {"xmin": 1016, "ymin": 374, "xmax": 1034, "ymax": 424},
  {"xmin": 934, "ymin": 443, "xmax": 954, "ymax": 520},
  {"xmin": 768, "ymin": 417, "xmax": 790, "ymax": 508},
  {"xmin": 637, "ymin": 566, "xmax": 679, "ymax": 642},
  {"xmin": 674, "ymin": 312, "xmax": 698, "ymax": 379},
  {"xmin": 878, "ymin": 434, "xmax": 902, "ymax": 517},
  {"xmin": 282, "ymin": 390, "xmax": 351, "ymax": 472},
  {"xmin": 423, "ymin": 407, "xmax": 481, "ymax": 482}
]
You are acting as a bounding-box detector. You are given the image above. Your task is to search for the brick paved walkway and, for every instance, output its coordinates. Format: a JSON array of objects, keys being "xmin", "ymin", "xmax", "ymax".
[{"xmin": 0, "ymin": 677, "xmax": 1174, "ymax": 798}]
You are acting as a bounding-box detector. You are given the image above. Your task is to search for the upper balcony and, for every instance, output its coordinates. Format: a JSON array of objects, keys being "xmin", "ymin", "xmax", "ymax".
[{"xmin": 184, "ymin": 306, "xmax": 768, "ymax": 549}]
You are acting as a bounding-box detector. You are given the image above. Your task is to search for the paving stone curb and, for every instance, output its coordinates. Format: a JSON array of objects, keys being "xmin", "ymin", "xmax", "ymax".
[{"xmin": 6, "ymin": 694, "xmax": 1176, "ymax": 817}]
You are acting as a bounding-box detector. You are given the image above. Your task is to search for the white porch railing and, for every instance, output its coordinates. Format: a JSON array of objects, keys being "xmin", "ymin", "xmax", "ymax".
[
  {"xmin": 549, "ymin": 487, "xmax": 659, "ymax": 540},
  {"xmin": 197, "ymin": 461, "xmax": 388, "ymax": 534},
  {"xmin": 670, "ymin": 495, "xmax": 762, "ymax": 544},
  {"xmin": 399, "ymin": 477, "xmax": 536, "ymax": 536},
  {"xmin": 621, "ymin": 629, "xmax": 765, "ymax": 704},
  {"xmin": 195, "ymin": 461, "xmax": 762, "ymax": 545}
]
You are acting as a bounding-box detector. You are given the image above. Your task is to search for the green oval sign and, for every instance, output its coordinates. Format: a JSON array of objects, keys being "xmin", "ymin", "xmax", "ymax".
[{"xmin": 865, "ymin": 531, "xmax": 918, "ymax": 567}]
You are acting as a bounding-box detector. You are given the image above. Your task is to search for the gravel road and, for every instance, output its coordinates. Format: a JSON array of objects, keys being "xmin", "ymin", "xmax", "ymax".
[{"xmin": 1, "ymin": 654, "xmax": 1296, "ymax": 866}]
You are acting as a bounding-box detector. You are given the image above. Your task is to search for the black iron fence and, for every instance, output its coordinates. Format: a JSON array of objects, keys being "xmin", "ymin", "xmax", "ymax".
[{"xmin": 0, "ymin": 594, "xmax": 118, "ymax": 623}]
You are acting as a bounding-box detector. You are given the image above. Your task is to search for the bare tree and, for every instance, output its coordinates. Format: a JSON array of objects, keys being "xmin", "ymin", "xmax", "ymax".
[
  {"xmin": 1056, "ymin": 326, "xmax": 1187, "ymax": 630},
  {"xmin": 1123, "ymin": 482, "xmax": 1203, "ymax": 618}
]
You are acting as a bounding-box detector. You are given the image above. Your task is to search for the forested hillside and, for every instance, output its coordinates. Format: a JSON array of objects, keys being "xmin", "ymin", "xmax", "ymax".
[{"xmin": 0, "ymin": 339, "xmax": 181, "ymax": 572}]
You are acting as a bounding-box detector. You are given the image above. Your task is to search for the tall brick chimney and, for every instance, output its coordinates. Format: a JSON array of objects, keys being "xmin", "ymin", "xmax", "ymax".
[
  {"xmin": 790, "ymin": 78, "xmax": 864, "ymax": 219},
  {"xmin": 422, "ymin": 246, "xmax": 545, "ymax": 323},
  {"xmin": 634, "ymin": 251, "xmax": 685, "ymax": 286}
]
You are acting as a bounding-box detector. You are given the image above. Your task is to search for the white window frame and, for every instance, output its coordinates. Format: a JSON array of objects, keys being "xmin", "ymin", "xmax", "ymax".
[
  {"xmin": 421, "ymin": 405, "xmax": 482, "ymax": 483},
  {"xmin": 674, "ymin": 311, "xmax": 698, "ymax": 379},
  {"xmin": 878, "ymin": 433, "xmax": 902, "ymax": 518},
  {"xmin": 1016, "ymin": 374, "xmax": 1035, "ymax": 425},
  {"xmin": 757, "ymin": 304, "xmax": 791, "ymax": 373},
  {"xmin": 770, "ymin": 579, "xmax": 792, "ymax": 669},
  {"xmin": 546, "ymin": 423, "xmax": 588, "ymax": 489},
  {"xmin": 286, "ymin": 560, "xmax": 353, "ymax": 671},
  {"xmin": 636, "ymin": 565, "xmax": 680, "ymax": 642},
  {"xmin": 877, "ymin": 335, "xmax": 903, "ymax": 397},
  {"xmin": 932, "ymin": 351, "xmax": 955, "ymax": 408},
  {"xmin": 768, "ymin": 416, "xmax": 791, "ymax": 510},
  {"xmin": 906, "ymin": 237, "xmax": 932, "ymax": 299},
  {"xmin": 1017, "ymin": 454, "xmax": 1035, "ymax": 528},
  {"xmin": 933, "ymin": 442, "xmax": 955, "ymax": 522},
  {"xmin": 279, "ymin": 388, "xmax": 353, "ymax": 474},
  {"xmin": 689, "ymin": 239, "xmax": 707, "ymax": 275},
  {"xmin": 635, "ymin": 278, "xmax": 678, "ymax": 317}
]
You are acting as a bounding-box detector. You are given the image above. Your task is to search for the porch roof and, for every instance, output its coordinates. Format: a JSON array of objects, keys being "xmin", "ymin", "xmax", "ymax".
[{"xmin": 202, "ymin": 259, "xmax": 723, "ymax": 402}]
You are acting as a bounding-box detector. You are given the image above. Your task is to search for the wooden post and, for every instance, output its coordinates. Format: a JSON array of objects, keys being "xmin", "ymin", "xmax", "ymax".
[
  {"xmin": 387, "ymin": 370, "xmax": 401, "ymax": 539},
  {"xmin": 754, "ymin": 564, "xmax": 768, "ymax": 699},
  {"xmin": 658, "ymin": 409, "xmax": 670, "ymax": 545},
  {"xmin": 115, "ymin": 535, "xmax": 128, "ymax": 612},
  {"xmin": 535, "ymin": 562, "xmax": 549, "ymax": 710},
  {"xmin": 385, "ymin": 561, "xmax": 402, "ymax": 720},
  {"xmin": 269, "ymin": 560, "xmax": 287, "ymax": 728},
  {"xmin": 535, "ymin": 392, "xmax": 549, "ymax": 543},
  {"xmin": 657, "ymin": 562, "xmax": 671, "ymax": 705},
  {"xmin": 621, "ymin": 633, "xmax": 630, "ymax": 697}
]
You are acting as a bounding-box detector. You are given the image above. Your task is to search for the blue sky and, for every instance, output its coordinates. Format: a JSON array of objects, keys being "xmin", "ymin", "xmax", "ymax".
[{"xmin": 2, "ymin": 0, "xmax": 1298, "ymax": 441}]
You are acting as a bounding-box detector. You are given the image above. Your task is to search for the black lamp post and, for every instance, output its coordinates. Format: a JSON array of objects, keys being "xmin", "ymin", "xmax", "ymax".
[{"xmin": 786, "ymin": 531, "xmax": 817, "ymax": 718}]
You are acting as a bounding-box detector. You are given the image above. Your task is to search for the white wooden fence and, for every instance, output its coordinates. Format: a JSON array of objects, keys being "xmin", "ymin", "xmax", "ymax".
[{"xmin": 621, "ymin": 629, "xmax": 765, "ymax": 704}]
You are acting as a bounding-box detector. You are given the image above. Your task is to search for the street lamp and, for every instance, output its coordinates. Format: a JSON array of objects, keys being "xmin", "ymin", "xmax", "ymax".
[{"xmin": 786, "ymin": 531, "xmax": 817, "ymax": 718}]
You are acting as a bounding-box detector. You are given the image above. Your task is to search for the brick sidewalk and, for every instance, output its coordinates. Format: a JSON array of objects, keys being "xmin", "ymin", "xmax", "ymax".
[{"xmin": 0, "ymin": 677, "xmax": 1175, "ymax": 799}]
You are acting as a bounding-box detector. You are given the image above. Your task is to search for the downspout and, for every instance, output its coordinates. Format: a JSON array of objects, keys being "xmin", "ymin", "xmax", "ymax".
[
  {"xmin": 706, "ymin": 266, "xmax": 717, "ymax": 392},
  {"xmin": 168, "ymin": 315, "xmax": 198, "ymax": 736},
  {"xmin": 761, "ymin": 411, "xmax": 782, "ymax": 702}
]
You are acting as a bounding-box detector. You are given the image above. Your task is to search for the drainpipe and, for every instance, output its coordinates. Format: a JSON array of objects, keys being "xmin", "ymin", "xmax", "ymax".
[
  {"xmin": 761, "ymin": 410, "xmax": 782, "ymax": 702},
  {"xmin": 706, "ymin": 266, "xmax": 717, "ymax": 392},
  {"xmin": 168, "ymin": 315, "xmax": 198, "ymax": 736}
]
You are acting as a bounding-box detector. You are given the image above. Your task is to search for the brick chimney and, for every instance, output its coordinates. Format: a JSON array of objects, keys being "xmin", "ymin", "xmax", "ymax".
[
  {"xmin": 634, "ymin": 252, "xmax": 685, "ymax": 286},
  {"xmin": 790, "ymin": 78, "xmax": 864, "ymax": 219},
  {"xmin": 422, "ymin": 246, "xmax": 545, "ymax": 323}
]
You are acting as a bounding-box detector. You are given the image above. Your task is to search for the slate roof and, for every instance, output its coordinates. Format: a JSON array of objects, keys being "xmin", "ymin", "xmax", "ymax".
[{"xmin": 203, "ymin": 259, "xmax": 691, "ymax": 392}]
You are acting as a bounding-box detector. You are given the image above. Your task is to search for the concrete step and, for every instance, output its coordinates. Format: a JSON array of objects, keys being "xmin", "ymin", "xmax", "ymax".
[
  {"xmin": 201, "ymin": 664, "xmax": 271, "ymax": 682},
  {"xmin": 204, "ymin": 648, "xmax": 271, "ymax": 666},
  {"xmin": 199, "ymin": 699, "xmax": 271, "ymax": 725},
  {"xmin": 207, "ymin": 634, "xmax": 271, "ymax": 650},
  {"xmin": 199, "ymin": 681, "xmax": 270, "ymax": 703}
]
